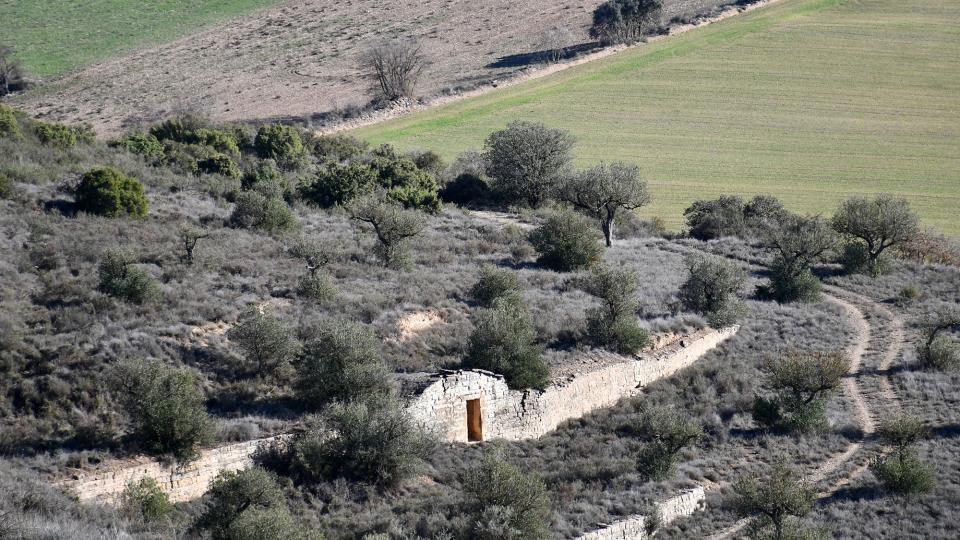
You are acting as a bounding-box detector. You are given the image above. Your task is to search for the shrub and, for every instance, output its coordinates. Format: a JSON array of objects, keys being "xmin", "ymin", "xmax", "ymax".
[
  {"xmin": 832, "ymin": 194, "xmax": 919, "ymax": 276},
  {"xmin": 0, "ymin": 104, "xmax": 22, "ymax": 139},
  {"xmin": 0, "ymin": 173, "xmax": 12, "ymax": 199},
  {"xmin": 580, "ymin": 264, "xmax": 649, "ymax": 354},
  {"xmin": 870, "ymin": 453, "xmax": 935, "ymax": 496},
  {"xmin": 290, "ymin": 397, "xmax": 435, "ymax": 488},
  {"xmin": 150, "ymin": 114, "xmax": 208, "ymax": 143},
  {"xmin": 462, "ymin": 453, "xmax": 550, "ymax": 540},
  {"xmin": 113, "ymin": 360, "xmax": 211, "ymax": 461},
  {"xmin": 361, "ymin": 38, "xmax": 426, "ymax": 101},
  {"xmin": 297, "ymin": 273, "xmax": 336, "ymax": 303},
  {"xmin": 759, "ymin": 214, "xmax": 835, "ymax": 303},
  {"xmin": 743, "ymin": 194, "xmax": 788, "ymax": 229},
  {"xmin": 230, "ymin": 192, "xmax": 297, "ymax": 232},
  {"xmin": 97, "ymin": 249, "xmax": 160, "ymax": 304},
  {"xmin": 254, "ymin": 124, "xmax": 307, "ymax": 170},
  {"xmin": 590, "ymin": 0, "xmax": 663, "ymax": 45},
  {"xmin": 196, "ymin": 468, "xmax": 298, "ymax": 540},
  {"xmin": 917, "ymin": 309, "xmax": 960, "ymax": 371},
  {"xmin": 196, "ymin": 153, "xmax": 241, "ymax": 179},
  {"xmin": 348, "ymin": 193, "xmax": 426, "ymax": 269},
  {"xmin": 122, "ymin": 477, "xmax": 172, "ymax": 522},
  {"xmin": 74, "ymin": 166, "xmax": 148, "ymax": 219},
  {"xmin": 896, "ymin": 285, "xmax": 920, "ymax": 305},
  {"xmin": 683, "ymin": 195, "xmax": 746, "ymax": 240},
  {"xmin": 309, "ymin": 133, "xmax": 368, "ymax": 162},
  {"xmin": 228, "ymin": 308, "xmax": 299, "ymax": 380},
  {"xmin": 484, "ymin": 121, "xmax": 574, "ymax": 207},
  {"xmin": 299, "ymin": 161, "xmax": 375, "ymax": 208},
  {"xmin": 679, "ymin": 255, "xmax": 746, "ymax": 327},
  {"xmin": 752, "ymin": 351, "xmax": 850, "ymax": 433},
  {"xmin": 464, "ymin": 298, "xmax": 549, "ymax": 390},
  {"xmin": 241, "ymin": 159, "xmax": 291, "ymax": 200},
  {"xmin": 470, "ymin": 265, "xmax": 521, "ymax": 307},
  {"xmin": 369, "ymin": 154, "xmax": 442, "ymax": 213},
  {"xmin": 529, "ymin": 210, "xmax": 603, "ymax": 272},
  {"xmin": 294, "ymin": 319, "xmax": 390, "ymax": 409},
  {"xmin": 33, "ymin": 121, "xmax": 77, "ymax": 148},
  {"xmin": 623, "ymin": 408, "xmax": 702, "ymax": 481},
  {"xmin": 557, "ymin": 161, "xmax": 651, "ymax": 246},
  {"xmin": 0, "ymin": 46, "xmax": 30, "ymax": 96},
  {"xmin": 733, "ymin": 463, "xmax": 817, "ymax": 540},
  {"xmin": 111, "ymin": 132, "xmax": 165, "ymax": 162},
  {"xmin": 768, "ymin": 259, "xmax": 821, "ymax": 304}
]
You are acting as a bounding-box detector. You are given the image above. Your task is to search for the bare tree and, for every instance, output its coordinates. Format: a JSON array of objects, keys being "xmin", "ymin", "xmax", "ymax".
[
  {"xmin": 178, "ymin": 223, "xmax": 211, "ymax": 266},
  {"xmin": 0, "ymin": 46, "xmax": 29, "ymax": 96},
  {"xmin": 537, "ymin": 26, "xmax": 574, "ymax": 63},
  {"xmin": 558, "ymin": 161, "xmax": 651, "ymax": 246},
  {"xmin": 361, "ymin": 38, "xmax": 427, "ymax": 102}
]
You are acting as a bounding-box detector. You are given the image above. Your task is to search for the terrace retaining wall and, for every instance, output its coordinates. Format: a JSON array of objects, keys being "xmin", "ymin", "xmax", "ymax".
[{"xmin": 575, "ymin": 487, "xmax": 706, "ymax": 540}]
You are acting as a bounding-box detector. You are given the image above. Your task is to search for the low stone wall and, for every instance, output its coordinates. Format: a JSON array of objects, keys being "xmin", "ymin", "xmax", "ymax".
[
  {"xmin": 407, "ymin": 326, "xmax": 738, "ymax": 442},
  {"xmin": 62, "ymin": 435, "xmax": 286, "ymax": 504},
  {"xmin": 575, "ymin": 487, "xmax": 706, "ymax": 540}
]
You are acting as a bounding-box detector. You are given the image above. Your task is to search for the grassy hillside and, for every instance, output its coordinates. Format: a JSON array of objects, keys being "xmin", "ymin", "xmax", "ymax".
[
  {"xmin": 0, "ymin": 0, "xmax": 282, "ymax": 77},
  {"xmin": 354, "ymin": 0, "xmax": 960, "ymax": 235}
]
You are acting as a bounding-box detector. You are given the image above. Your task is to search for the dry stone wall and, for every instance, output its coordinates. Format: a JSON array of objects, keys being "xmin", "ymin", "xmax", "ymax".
[
  {"xmin": 406, "ymin": 326, "xmax": 738, "ymax": 442},
  {"xmin": 575, "ymin": 487, "xmax": 706, "ymax": 540},
  {"xmin": 62, "ymin": 435, "xmax": 287, "ymax": 504}
]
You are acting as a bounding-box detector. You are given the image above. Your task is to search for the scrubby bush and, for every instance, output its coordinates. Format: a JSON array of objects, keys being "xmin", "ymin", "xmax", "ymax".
[
  {"xmin": 196, "ymin": 153, "xmax": 241, "ymax": 179},
  {"xmin": 0, "ymin": 46, "xmax": 30, "ymax": 96},
  {"xmin": 113, "ymin": 360, "xmax": 211, "ymax": 461},
  {"xmin": 470, "ymin": 265, "xmax": 521, "ymax": 307},
  {"xmin": 241, "ymin": 159, "xmax": 290, "ymax": 200},
  {"xmin": 122, "ymin": 477, "xmax": 172, "ymax": 522},
  {"xmin": 254, "ymin": 124, "xmax": 307, "ymax": 170},
  {"xmin": 300, "ymin": 161, "xmax": 375, "ymax": 208},
  {"xmin": 74, "ymin": 166, "xmax": 148, "ymax": 218},
  {"xmin": 309, "ymin": 133, "xmax": 368, "ymax": 162},
  {"xmin": 290, "ymin": 397, "xmax": 435, "ymax": 488},
  {"xmin": 0, "ymin": 173, "xmax": 13, "ymax": 199},
  {"xmin": 678, "ymin": 255, "xmax": 746, "ymax": 327},
  {"xmin": 150, "ymin": 114, "xmax": 209, "ymax": 144},
  {"xmin": 462, "ymin": 453, "xmax": 550, "ymax": 540},
  {"xmin": 33, "ymin": 121, "xmax": 77, "ymax": 148},
  {"xmin": 369, "ymin": 152, "xmax": 442, "ymax": 213},
  {"xmin": 464, "ymin": 298, "xmax": 549, "ymax": 390},
  {"xmin": 733, "ymin": 463, "xmax": 817, "ymax": 540},
  {"xmin": 759, "ymin": 213, "xmax": 835, "ymax": 303},
  {"xmin": 98, "ymin": 249, "xmax": 160, "ymax": 304},
  {"xmin": 111, "ymin": 132, "xmax": 166, "ymax": 162},
  {"xmin": 743, "ymin": 194, "xmax": 788, "ymax": 229},
  {"xmin": 230, "ymin": 192, "xmax": 297, "ymax": 232},
  {"xmin": 917, "ymin": 309, "xmax": 960, "ymax": 371},
  {"xmin": 297, "ymin": 273, "xmax": 336, "ymax": 303},
  {"xmin": 579, "ymin": 264, "xmax": 649, "ymax": 354},
  {"xmin": 622, "ymin": 408, "xmax": 702, "ymax": 481},
  {"xmin": 590, "ymin": 0, "xmax": 663, "ymax": 45},
  {"xmin": 752, "ymin": 351, "xmax": 849, "ymax": 433},
  {"xmin": 295, "ymin": 319, "xmax": 390, "ymax": 409},
  {"xmin": 228, "ymin": 308, "xmax": 299, "ymax": 380},
  {"xmin": 484, "ymin": 121, "xmax": 574, "ymax": 207},
  {"xmin": 348, "ymin": 193, "xmax": 426, "ymax": 269},
  {"xmin": 178, "ymin": 223, "xmax": 212, "ymax": 265},
  {"xmin": 558, "ymin": 161, "xmax": 651, "ymax": 246},
  {"xmin": 196, "ymin": 468, "xmax": 301, "ymax": 540},
  {"xmin": 683, "ymin": 195, "xmax": 746, "ymax": 240},
  {"xmin": 0, "ymin": 104, "xmax": 22, "ymax": 139},
  {"xmin": 832, "ymin": 194, "xmax": 919, "ymax": 276},
  {"xmin": 529, "ymin": 210, "xmax": 603, "ymax": 272},
  {"xmin": 870, "ymin": 415, "xmax": 934, "ymax": 496}
]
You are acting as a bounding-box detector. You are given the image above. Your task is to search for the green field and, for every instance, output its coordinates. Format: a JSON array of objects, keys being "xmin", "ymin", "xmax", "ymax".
[
  {"xmin": 0, "ymin": 0, "xmax": 282, "ymax": 77},
  {"xmin": 354, "ymin": 0, "xmax": 960, "ymax": 235}
]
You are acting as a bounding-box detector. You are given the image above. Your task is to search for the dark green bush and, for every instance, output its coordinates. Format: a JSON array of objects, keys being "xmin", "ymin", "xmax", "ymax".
[
  {"xmin": 768, "ymin": 258, "xmax": 821, "ymax": 304},
  {"xmin": 369, "ymin": 154, "xmax": 442, "ymax": 213},
  {"xmin": 290, "ymin": 398, "xmax": 435, "ymax": 488},
  {"xmin": 921, "ymin": 336, "xmax": 959, "ymax": 371},
  {"xmin": 590, "ymin": 0, "xmax": 663, "ymax": 45},
  {"xmin": 580, "ymin": 264, "xmax": 649, "ymax": 354},
  {"xmin": 294, "ymin": 319, "xmax": 390, "ymax": 409},
  {"xmin": 0, "ymin": 173, "xmax": 12, "ymax": 199},
  {"xmin": 196, "ymin": 153, "xmax": 241, "ymax": 179},
  {"xmin": 241, "ymin": 159, "xmax": 291, "ymax": 200},
  {"xmin": 832, "ymin": 194, "xmax": 919, "ymax": 277},
  {"xmin": 74, "ymin": 166, "xmax": 148, "ymax": 219},
  {"xmin": 230, "ymin": 192, "xmax": 297, "ymax": 232},
  {"xmin": 97, "ymin": 249, "xmax": 160, "ymax": 304},
  {"xmin": 33, "ymin": 121, "xmax": 77, "ymax": 148},
  {"xmin": 297, "ymin": 273, "xmax": 336, "ymax": 303},
  {"xmin": 529, "ymin": 210, "xmax": 603, "ymax": 272},
  {"xmin": 0, "ymin": 104, "xmax": 22, "ymax": 139},
  {"xmin": 110, "ymin": 132, "xmax": 165, "ymax": 162},
  {"xmin": 483, "ymin": 121, "xmax": 574, "ymax": 207},
  {"xmin": 462, "ymin": 453, "xmax": 550, "ymax": 540},
  {"xmin": 309, "ymin": 133, "xmax": 368, "ymax": 162},
  {"xmin": 254, "ymin": 124, "xmax": 307, "ymax": 170},
  {"xmin": 196, "ymin": 468, "xmax": 299, "ymax": 540},
  {"xmin": 440, "ymin": 172, "xmax": 492, "ymax": 206},
  {"xmin": 113, "ymin": 360, "xmax": 211, "ymax": 461},
  {"xmin": 300, "ymin": 161, "xmax": 376, "ymax": 207},
  {"xmin": 470, "ymin": 265, "xmax": 521, "ymax": 307},
  {"xmin": 585, "ymin": 311, "xmax": 650, "ymax": 355},
  {"xmin": 678, "ymin": 255, "xmax": 746, "ymax": 327},
  {"xmin": 870, "ymin": 453, "xmax": 934, "ymax": 496},
  {"xmin": 121, "ymin": 477, "xmax": 172, "ymax": 522},
  {"xmin": 683, "ymin": 195, "xmax": 746, "ymax": 240},
  {"xmin": 464, "ymin": 298, "xmax": 549, "ymax": 390},
  {"xmin": 626, "ymin": 408, "xmax": 702, "ymax": 481},
  {"xmin": 150, "ymin": 115, "xmax": 208, "ymax": 143}
]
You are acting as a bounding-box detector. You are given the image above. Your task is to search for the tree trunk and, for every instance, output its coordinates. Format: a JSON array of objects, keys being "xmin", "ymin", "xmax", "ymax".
[{"xmin": 601, "ymin": 219, "xmax": 613, "ymax": 247}]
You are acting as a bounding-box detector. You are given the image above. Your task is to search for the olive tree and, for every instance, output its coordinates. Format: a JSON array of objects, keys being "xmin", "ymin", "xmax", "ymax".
[
  {"xmin": 227, "ymin": 307, "xmax": 299, "ymax": 380},
  {"xmin": 579, "ymin": 264, "xmax": 649, "ymax": 354},
  {"xmin": 589, "ymin": 0, "xmax": 663, "ymax": 45},
  {"xmin": 483, "ymin": 121, "xmax": 574, "ymax": 207},
  {"xmin": 759, "ymin": 213, "xmax": 835, "ymax": 303},
  {"xmin": 622, "ymin": 408, "xmax": 702, "ymax": 481},
  {"xmin": 733, "ymin": 463, "xmax": 817, "ymax": 540},
  {"xmin": 752, "ymin": 351, "xmax": 850, "ymax": 433},
  {"xmin": 462, "ymin": 453, "xmax": 550, "ymax": 540},
  {"xmin": 362, "ymin": 38, "xmax": 426, "ymax": 101},
  {"xmin": 348, "ymin": 193, "xmax": 426, "ymax": 269},
  {"xmin": 528, "ymin": 209, "xmax": 603, "ymax": 272},
  {"xmin": 831, "ymin": 194, "xmax": 919, "ymax": 276},
  {"xmin": 678, "ymin": 254, "xmax": 746, "ymax": 327},
  {"xmin": 558, "ymin": 161, "xmax": 651, "ymax": 246},
  {"xmin": 195, "ymin": 468, "xmax": 303, "ymax": 540},
  {"xmin": 464, "ymin": 297, "xmax": 550, "ymax": 390}
]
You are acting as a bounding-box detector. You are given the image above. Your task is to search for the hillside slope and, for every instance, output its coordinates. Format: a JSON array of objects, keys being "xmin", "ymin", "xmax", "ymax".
[{"xmin": 353, "ymin": 0, "xmax": 960, "ymax": 235}]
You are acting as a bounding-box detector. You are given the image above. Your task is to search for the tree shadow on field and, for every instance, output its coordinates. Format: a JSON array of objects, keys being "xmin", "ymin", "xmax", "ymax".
[
  {"xmin": 43, "ymin": 198, "xmax": 78, "ymax": 217},
  {"xmin": 932, "ymin": 423, "xmax": 960, "ymax": 439},
  {"xmin": 486, "ymin": 43, "xmax": 602, "ymax": 69},
  {"xmin": 821, "ymin": 484, "xmax": 886, "ymax": 505}
]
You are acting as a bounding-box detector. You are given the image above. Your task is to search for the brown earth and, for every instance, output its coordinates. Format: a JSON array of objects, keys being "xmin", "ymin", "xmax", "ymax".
[{"xmin": 9, "ymin": 0, "xmax": 738, "ymax": 136}]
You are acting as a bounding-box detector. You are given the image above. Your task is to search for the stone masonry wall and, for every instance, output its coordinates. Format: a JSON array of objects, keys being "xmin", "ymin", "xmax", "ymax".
[
  {"xmin": 62, "ymin": 435, "xmax": 287, "ymax": 504},
  {"xmin": 574, "ymin": 487, "xmax": 706, "ymax": 540}
]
